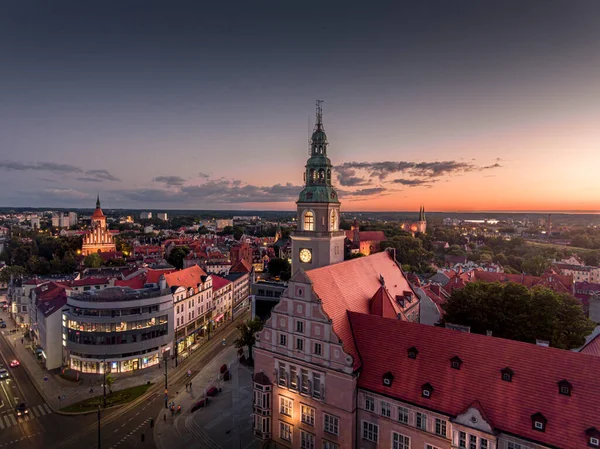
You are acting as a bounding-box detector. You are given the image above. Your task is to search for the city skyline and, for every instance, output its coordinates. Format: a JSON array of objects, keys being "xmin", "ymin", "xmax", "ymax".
[{"xmin": 1, "ymin": 1, "xmax": 599, "ymax": 212}]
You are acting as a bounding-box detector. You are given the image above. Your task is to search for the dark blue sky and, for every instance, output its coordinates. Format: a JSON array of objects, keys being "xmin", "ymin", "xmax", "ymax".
[{"xmin": 1, "ymin": 1, "xmax": 599, "ymax": 211}]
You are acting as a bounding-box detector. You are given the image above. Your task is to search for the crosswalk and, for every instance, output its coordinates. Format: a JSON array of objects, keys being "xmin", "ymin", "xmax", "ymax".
[{"xmin": 0, "ymin": 403, "xmax": 52, "ymax": 429}]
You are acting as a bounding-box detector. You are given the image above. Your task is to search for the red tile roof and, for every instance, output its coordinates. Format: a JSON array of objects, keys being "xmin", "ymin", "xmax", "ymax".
[
  {"xmin": 69, "ymin": 277, "xmax": 110, "ymax": 287},
  {"xmin": 230, "ymin": 259, "xmax": 253, "ymax": 273},
  {"xmin": 348, "ymin": 312, "xmax": 600, "ymax": 449},
  {"xmin": 164, "ymin": 265, "xmax": 207, "ymax": 290},
  {"xmin": 581, "ymin": 333, "xmax": 600, "ymax": 357},
  {"xmin": 146, "ymin": 268, "xmax": 175, "ymax": 284},
  {"xmin": 345, "ymin": 230, "xmax": 387, "ymax": 242},
  {"xmin": 305, "ymin": 250, "xmax": 416, "ymax": 370},
  {"xmin": 114, "ymin": 277, "xmax": 146, "ymax": 290},
  {"xmin": 212, "ymin": 275, "xmax": 231, "ymax": 292}
]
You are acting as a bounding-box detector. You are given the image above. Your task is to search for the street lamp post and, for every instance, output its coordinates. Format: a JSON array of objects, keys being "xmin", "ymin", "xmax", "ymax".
[
  {"xmin": 102, "ymin": 358, "xmax": 107, "ymax": 408},
  {"xmin": 163, "ymin": 352, "xmax": 168, "ymax": 409},
  {"xmin": 97, "ymin": 405, "xmax": 102, "ymax": 449}
]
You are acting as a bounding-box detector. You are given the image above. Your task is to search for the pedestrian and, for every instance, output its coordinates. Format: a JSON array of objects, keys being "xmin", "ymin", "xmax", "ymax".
[
  {"xmin": 90, "ymin": 387, "xmax": 94, "ymax": 394},
  {"xmin": 184, "ymin": 382, "xmax": 188, "ymax": 391},
  {"xmin": 189, "ymin": 381, "xmax": 192, "ymax": 390},
  {"xmin": 21, "ymin": 338, "xmax": 23, "ymax": 344}
]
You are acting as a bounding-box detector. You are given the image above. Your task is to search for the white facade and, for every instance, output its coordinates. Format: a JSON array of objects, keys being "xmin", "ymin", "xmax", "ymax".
[
  {"xmin": 37, "ymin": 306, "xmax": 64, "ymax": 370},
  {"xmin": 140, "ymin": 212, "xmax": 153, "ymax": 219},
  {"xmin": 157, "ymin": 212, "xmax": 168, "ymax": 221}
]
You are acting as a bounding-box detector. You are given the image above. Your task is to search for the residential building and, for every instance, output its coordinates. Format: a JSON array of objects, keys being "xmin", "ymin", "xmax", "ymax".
[
  {"xmin": 554, "ymin": 263, "xmax": 600, "ymax": 284},
  {"xmin": 165, "ymin": 265, "xmax": 213, "ymax": 358},
  {"xmin": 8, "ymin": 278, "xmax": 43, "ymax": 327},
  {"xmin": 252, "ymin": 250, "xmax": 600, "ymax": 449},
  {"xmin": 30, "ymin": 282, "xmax": 68, "ymax": 370},
  {"xmin": 346, "ymin": 219, "xmax": 387, "ymax": 256},
  {"xmin": 140, "ymin": 212, "xmax": 153, "ymax": 219},
  {"xmin": 216, "ymin": 219, "xmax": 233, "ymax": 231},
  {"xmin": 81, "ymin": 196, "xmax": 117, "ymax": 256},
  {"xmin": 225, "ymin": 260, "xmax": 253, "ymax": 318},
  {"xmin": 63, "ymin": 283, "xmax": 173, "ymax": 373},
  {"xmin": 157, "ymin": 212, "xmax": 168, "ymax": 221},
  {"xmin": 251, "ymin": 280, "xmax": 287, "ymax": 320},
  {"xmin": 212, "ymin": 275, "xmax": 233, "ymax": 325},
  {"xmin": 230, "ymin": 242, "xmax": 253, "ymax": 267},
  {"xmin": 30, "ymin": 215, "xmax": 40, "ymax": 230},
  {"xmin": 68, "ymin": 212, "xmax": 78, "ymax": 227},
  {"xmin": 291, "ymin": 101, "xmax": 345, "ymax": 273}
]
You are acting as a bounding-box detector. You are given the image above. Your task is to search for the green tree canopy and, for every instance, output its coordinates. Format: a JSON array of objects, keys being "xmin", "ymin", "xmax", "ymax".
[
  {"xmin": 234, "ymin": 317, "xmax": 264, "ymax": 364},
  {"xmin": 440, "ymin": 281, "xmax": 595, "ymax": 349},
  {"xmin": 167, "ymin": 246, "xmax": 190, "ymax": 270},
  {"xmin": 267, "ymin": 258, "xmax": 291, "ymax": 277},
  {"xmin": 0, "ymin": 265, "xmax": 27, "ymax": 284},
  {"xmin": 84, "ymin": 253, "xmax": 103, "ymax": 268}
]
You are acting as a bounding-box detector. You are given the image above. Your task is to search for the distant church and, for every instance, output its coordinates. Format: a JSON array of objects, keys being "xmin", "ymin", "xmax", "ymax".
[
  {"xmin": 81, "ymin": 195, "xmax": 117, "ymax": 256},
  {"xmin": 399, "ymin": 205, "xmax": 427, "ymax": 235}
]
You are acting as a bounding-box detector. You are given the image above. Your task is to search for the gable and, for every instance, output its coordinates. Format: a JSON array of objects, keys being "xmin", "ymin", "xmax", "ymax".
[{"xmin": 453, "ymin": 406, "xmax": 494, "ymax": 434}]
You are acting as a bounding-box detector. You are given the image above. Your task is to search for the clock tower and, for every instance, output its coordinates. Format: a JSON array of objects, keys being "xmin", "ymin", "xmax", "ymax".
[{"xmin": 291, "ymin": 101, "xmax": 346, "ymax": 274}]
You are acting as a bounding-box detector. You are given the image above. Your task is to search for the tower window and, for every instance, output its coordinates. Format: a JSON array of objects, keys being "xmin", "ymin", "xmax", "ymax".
[
  {"xmin": 304, "ymin": 211, "xmax": 314, "ymax": 231},
  {"xmin": 330, "ymin": 210, "xmax": 337, "ymax": 231}
]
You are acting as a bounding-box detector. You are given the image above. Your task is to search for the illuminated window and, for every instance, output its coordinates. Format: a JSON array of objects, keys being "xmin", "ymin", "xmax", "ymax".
[
  {"xmin": 304, "ymin": 211, "xmax": 314, "ymax": 231},
  {"xmin": 330, "ymin": 210, "xmax": 337, "ymax": 230}
]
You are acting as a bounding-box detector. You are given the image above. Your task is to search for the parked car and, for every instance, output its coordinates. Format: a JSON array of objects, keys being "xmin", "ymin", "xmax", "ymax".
[
  {"xmin": 206, "ymin": 387, "xmax": 218, "ymax": 397},
  {"xmin": 0, "ymin": 323, "xmax": 6, "ymax": 328},
  {"xmin": 15, "ymin": 403, "xmax": 28, "ymax": 417},
  {"xmin": 9, "ymin": 360, "xmax": 20, "ymax": 368},
  {"xmin": 0, "ymin": 369, "xmax": 9, "ymax": 379},
  {"xmin": 191, "ymin": 398, "xmax": 208, "ymax": 412}
]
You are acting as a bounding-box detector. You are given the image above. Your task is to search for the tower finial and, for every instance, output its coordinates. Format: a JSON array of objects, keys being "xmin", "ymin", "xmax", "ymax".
[
  {"xmin": 315, "ymin": 99, "xmax": 323, "ymax": 129},
  {"xmin": 96, "ymin": 193, "xmax": 101, "ymax": 209}
]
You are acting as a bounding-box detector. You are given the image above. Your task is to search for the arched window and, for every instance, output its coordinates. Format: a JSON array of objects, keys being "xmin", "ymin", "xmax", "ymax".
[
  {"xmin": 304, "ymin": 211, "xmax": 314, "ymax": 231},
  {"xmin": 318, "ymin": 169, "xmax": 325, "ymax": 181},
  {"xmin": 309, "ymin": 169, "xmax": 315, "ymax": 183},
  {"xmin": 327, "ymin": 169, "xmax": 331, "ymax": 182},
  {"xmin": 330, "ymin": 210, "xmax": 337, "ymax": 230}
]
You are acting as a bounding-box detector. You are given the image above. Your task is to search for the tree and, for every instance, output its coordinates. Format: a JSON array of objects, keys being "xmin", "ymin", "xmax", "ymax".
[
  {"xmin": 267, "ymin": 258, "xmax": 291, "ymax": 277},
  {"xmin": 167, "ymin": 246, "xmax": 190, "ymax": 270},
  {"xmin": 522, "ymin": 254, "xmax": 551, "ymax": 276},
  {"xmin": 234, "ymin": 317, "xmax": 264, "ymax": 364},
  {"xmin": 84, "ymin": 253, "xmax": 103, "ymax": 268},
  {"xmin": 0, "ymin": 265, "xmax": 27, "ymax": 285},
  {"xmin": 105, "ymin": 373, "xmax": 115, "ymax": 394},
  {"xmin": 440, "ymin": 282, "xmax": 595, "ymax": 349}
]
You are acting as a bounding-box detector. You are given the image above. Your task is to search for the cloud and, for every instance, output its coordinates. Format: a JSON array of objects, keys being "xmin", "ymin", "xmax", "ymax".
[
  {"xmin": 391, "ymin": 178, "xmax": 435, "ymax": 187},
  {"xmin": 85, "ymin": 169, "xmax": 121, "ymax": 181},
  {"xmin": 336, "ymin": 165, "xmax": 371, "ymax": 186},
  {"xmin": 154, "ymin": 175, "xmax": 186, "ymax": 187},
  {"xmin": 44, "ymin": 188, "xmax": 93, "ymax": 200},
  {"xmin": 76, "ymin": 177, "xmax": 103, "ymax": 183},
  {"xmin": 120, "ymin": 179, "xmax": 303, "ymax": 204},
  {"xmin": 0, "ymin": 160, "xmax": 121, "ymax": 182},
  {"xmin": 336, "ymin": 159, "xmax": 503, "ymax": 181},
  {"xmin": 36, "ymin": 177, "xmax": 59, "ymax": 183},
  {"xmin": 198, "ymin": 172, "xmax": 210, "ymax": 178},
  {"xmin": 0, "ymin": 161, "xmax": 81, "ymax": 173}
]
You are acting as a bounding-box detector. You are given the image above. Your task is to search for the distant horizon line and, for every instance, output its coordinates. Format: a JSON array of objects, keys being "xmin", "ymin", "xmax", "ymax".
[{"xmin": 1, "ymin": 206, "xmax": 600, "ymax": 215}]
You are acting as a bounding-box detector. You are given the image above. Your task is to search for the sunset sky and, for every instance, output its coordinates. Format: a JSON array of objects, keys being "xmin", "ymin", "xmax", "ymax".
[{"xmin": 1, "ymin": 1, "xmax": 599, "ymax": 212}]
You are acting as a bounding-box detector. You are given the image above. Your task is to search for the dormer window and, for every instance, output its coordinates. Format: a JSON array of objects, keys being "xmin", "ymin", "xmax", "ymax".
[
  {"xmin": 500, "ymin": 367, "xmax": 514, "ymax": 382},
  {"xmin": 558, "ymin": 379, "xmax": 572, "ymax": 396},
  {"xmin": 450, "ymin": 356, "xmax": 462, "ymax": 370},
  {"xmin": 407, "ymin": 347, "xmax": 418, "ymax": 359},
  {"xmin": 403, "ymin": 291, "xmax": 413, "ymax": 303},
  {"xmin": 395, "ymin": 295, "xmax": 405, "ymax": 307},
  {"xmin": 421, "ymin": 382, "xmax": 434, "ymax": 398},
  {"xmin": 586, "ymin": 428, "xmax": 600, "ymax": 447},
  {"xmin": 531, "ymin": 412, "xmax": 547, "ymax": 432},
  {"xmin": 382, "ymin": 371, "xmax": 394, "ymax": 387}
]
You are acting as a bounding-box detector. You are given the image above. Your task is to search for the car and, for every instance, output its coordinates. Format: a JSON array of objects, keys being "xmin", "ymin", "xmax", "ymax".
[
  {"xmin": 0, "ymin": 323, "xmax": 6, "ymax": 328},
  {"xmin": 0, "ymin": 368, "xmax": 9, "ymax": 379},
  {"xmin": 9, "ymin": 360, "xmax": 20, "ymax": 368},
  {"xmin": 15, "ymin": 403, "xmax": 28, "ymax": 417}
]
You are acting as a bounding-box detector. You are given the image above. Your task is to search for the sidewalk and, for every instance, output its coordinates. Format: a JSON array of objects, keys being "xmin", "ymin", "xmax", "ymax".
[
  {"xmin": 154, "ymin": 345, "xmax": 261, "ymax": 449},
  {"xmin": 0, "ymin": 308, "xmax": 244, "ymax": 413}
]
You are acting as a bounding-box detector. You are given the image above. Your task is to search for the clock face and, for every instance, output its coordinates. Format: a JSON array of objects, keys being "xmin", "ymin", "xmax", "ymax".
[{"xmin": 299, "ymin": 248, "xmax": 312, "ymax": 263}]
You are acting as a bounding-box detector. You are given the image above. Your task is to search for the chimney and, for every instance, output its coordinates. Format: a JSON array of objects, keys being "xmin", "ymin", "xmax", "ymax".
[{"xmin": 536, "ymin": 340, "xmax": 550, "ymax": 347}]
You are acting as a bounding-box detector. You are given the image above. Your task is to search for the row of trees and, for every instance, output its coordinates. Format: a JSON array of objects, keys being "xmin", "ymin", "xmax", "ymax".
[{"xmin": 440, "ymin": 282, "xmax": 595, "ymax": 349}]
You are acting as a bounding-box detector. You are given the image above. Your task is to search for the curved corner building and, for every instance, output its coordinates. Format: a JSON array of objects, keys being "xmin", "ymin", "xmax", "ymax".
[{"xmin": 63, "ymin": 285, "xmax": 174, "ymax": 373}]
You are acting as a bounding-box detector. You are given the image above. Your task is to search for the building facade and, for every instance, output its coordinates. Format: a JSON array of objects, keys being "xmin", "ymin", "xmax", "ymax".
[
  {"xmin": 291, "ymin": 101, "xmax": 345, "ymax": 274},
  {"xmin": 63, "ymin": 284, "xmax": 173, "ymax": 373},
  {"xmin": 81, "ymin": 196, "xmax": 117, "ymax": 256},
  {"xmin": 212, "ymin": 275, "xmax": 233, "ymax": 325},
  {"xmin": 165, "ymin": 265, "xmax": 214, "ymax": 358},
  {"xmin": 252, "ymin": 251, "xmax": 600, "ymax": 449}
]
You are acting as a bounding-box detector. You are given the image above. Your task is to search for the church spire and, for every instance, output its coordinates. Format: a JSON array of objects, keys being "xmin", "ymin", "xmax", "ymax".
[{"xmin": 96, "ymin": 194, "xmax": 101, "ymax": 209}]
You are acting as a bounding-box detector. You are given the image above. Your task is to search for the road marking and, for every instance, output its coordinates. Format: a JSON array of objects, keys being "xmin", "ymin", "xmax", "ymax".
[
  {"xmin": 43, "ymin": 403, "xmax": 51, "ymax": 413},
  {"xmin": 3, "ymin": 415, "xmax": 10, "ymax": 427},
  {"xmin": 37, "ymin": 404, "xmax": 46, "ymax": 416},
  {"xmin": 0, "ymin": 416, "xmax": 4, "ymax": 429},
  {"xmin": 8, "ymin": 414, "xmax": 16, "ymax": 425},
  {"xmin": 30, "ymin": 407, "xmax": 39, "ymax": 418}
]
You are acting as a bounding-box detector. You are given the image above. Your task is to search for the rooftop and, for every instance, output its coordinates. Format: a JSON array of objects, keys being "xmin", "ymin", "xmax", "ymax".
[{"xmin": 69, "ymin": 286, "xmax": 169, "ymax": 302}]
